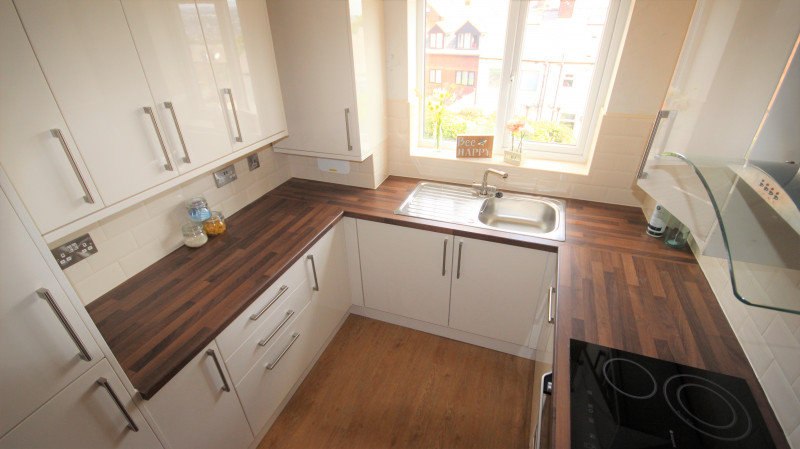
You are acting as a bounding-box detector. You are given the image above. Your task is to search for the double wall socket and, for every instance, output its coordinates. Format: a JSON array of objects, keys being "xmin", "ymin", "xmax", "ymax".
[{"xmin": 214, "ymin": 165, "xmax": 237, "ymax": 188}]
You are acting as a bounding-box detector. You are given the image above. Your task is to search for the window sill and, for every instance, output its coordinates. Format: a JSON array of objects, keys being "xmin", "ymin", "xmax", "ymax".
[{"xmin": 410, "ymin": 147, "xmax": 591, "ymax": 176}]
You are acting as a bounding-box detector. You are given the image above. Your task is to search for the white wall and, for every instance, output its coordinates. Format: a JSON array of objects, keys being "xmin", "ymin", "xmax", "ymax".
[{"xmin": 58, "ymin": 147, "xmax": 291, "ymax": 305}]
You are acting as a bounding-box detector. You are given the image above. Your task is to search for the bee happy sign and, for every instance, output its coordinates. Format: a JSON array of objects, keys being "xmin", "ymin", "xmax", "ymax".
[{"xmin": 456, "ymin": 135, "xmax": 493, "ymax": 158}]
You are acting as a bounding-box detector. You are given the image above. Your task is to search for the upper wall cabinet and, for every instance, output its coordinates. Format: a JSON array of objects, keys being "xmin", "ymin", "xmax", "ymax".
[
  {"xmin": 0, "ymin": 0, "xmax": 105, "ymax": 234},
  {"xmin": 196, "ymin": 0, "xmax": 288, "ymax": 151},
  {"xmin": 13, "ymin": 0, "xmax": 180, "ymax": 206},
  {"xmin": 268, "ymin": 0, "xmax": 387, "ymax": 162},
  {"xmin": 120, "ymin": 0, "xmax": 234, "ymax": 173}
]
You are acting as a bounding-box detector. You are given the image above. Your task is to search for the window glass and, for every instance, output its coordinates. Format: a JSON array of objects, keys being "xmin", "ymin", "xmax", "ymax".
[
  {"xmin": 422, "ymin": 0, "xmax": 510, "ymax": 147},
  {"xmin": 511, "ymin": 0, "xmax": 611, "ymax": 148}
]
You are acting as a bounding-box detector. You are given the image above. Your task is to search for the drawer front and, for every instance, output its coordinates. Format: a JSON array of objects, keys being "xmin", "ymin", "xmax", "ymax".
[
  {"xmin": 217, "ymin": 259, "xmax": 308, "ymax": 359},
  {"xmin": 235, "ymin": 298, "xmax": 339, "ymax": 436},
  {"xmin": 224, "ymin": 280, "xmax": 312, "ymax": 383}
]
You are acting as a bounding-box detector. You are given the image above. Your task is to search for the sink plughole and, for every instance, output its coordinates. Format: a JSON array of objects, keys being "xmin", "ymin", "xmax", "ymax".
[{"xmin": 394, "ymin": 182, "xmax": 566, "ymax": 241}]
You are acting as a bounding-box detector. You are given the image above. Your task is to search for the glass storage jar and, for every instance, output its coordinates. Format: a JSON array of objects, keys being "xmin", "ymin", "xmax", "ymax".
[
  {"xmin": 182, "ymin": 222, "xmax": 208, "ymax": 248},
  {"xmin": 203, "ymin": 211, "xmax": 227, "ymax": 236},
  {"xmin": 185, "ymin": 197, "xmax": 211, "ymax": 222}
]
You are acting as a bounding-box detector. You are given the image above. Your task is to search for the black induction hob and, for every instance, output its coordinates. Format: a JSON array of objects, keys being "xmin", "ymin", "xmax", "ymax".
[{"xmin": 570, "ymin": 339, "xmax": 776, "ymax": 449}]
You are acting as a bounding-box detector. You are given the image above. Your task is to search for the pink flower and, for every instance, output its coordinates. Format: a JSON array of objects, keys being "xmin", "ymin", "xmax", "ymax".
[{"xmin": 505, "ymin": 121, "xmax": 524, "ymax": 133}]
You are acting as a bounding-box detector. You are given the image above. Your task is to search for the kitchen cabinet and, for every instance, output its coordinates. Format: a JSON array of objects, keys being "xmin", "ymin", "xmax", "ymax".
[
  {"xmin": 0, "ymin": 0, "xmax": 105, "ymax": 234},
  {"xmin": 13, "ymin": 0, "xmax": 180, "ymax": 206},
  {"xmin": 141, "ymin": 341, "xmax": 253, "ymax": 449},
  {"xmin": 357, "ymin": 220, "xmax": 556, "ymax": 346},
  {"xmin": 449, "ymin": 237, "xmax": 555, "ymax": 346},
  {"xmin": 227, "ymin": 220, "xmax": 351, "ymax": 435},
  {"xmin": 0, "ymin": 359, "xmax": 162, "ymax": 449},
  {"xmin": 0, "ymin": 180, "xmax": 104, "ymax": 438},
  {"xmin": 120, "ymin": 0, "xmax": 234, "ymax": 173},
  {"xmin": 268, "ymin": 0, "xmax": 387, "ymax": 162},
  {"xmin": 357, "ymin": 220, "xmax": 454, "ymax": 326},
  {"xmin": 196, "ymin": 0, "xmax": 287, "ymax": 151}
]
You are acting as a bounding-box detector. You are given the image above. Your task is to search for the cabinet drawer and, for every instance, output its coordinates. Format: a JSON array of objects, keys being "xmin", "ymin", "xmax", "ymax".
[
  {"xmin": 224, "ymin": 280, "xmax": 312, "ymax": 383},
  {"xmin": 235, "ymin": 298, "xmax": 335, "ymax": 435},
  {"xmin": 216, "ymin": 259, "xmax": 308, "ymax": 359}
]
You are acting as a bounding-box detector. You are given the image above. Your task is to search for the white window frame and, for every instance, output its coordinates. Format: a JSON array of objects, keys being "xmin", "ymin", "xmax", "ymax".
[
  {"xmin": 416, "ymin": 0, "xmax": 632, "ymax": 163},
  {"xmin": 429, "ymin": 69, "xmax": 442, "ymax": 83}
]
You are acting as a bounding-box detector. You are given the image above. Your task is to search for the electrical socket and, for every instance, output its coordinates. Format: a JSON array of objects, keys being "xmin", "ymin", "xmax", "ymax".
[
  {"xmin": 214, "ymin": 164, "xmax": 237, "ymax": 188},
  {"xmin": 247, "ymin": 154, "xmax": 260, "ymax": 171}
]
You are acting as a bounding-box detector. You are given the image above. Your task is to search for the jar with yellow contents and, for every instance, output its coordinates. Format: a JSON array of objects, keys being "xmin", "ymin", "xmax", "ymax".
[{"xmin": 203, "ymin": 211, "xmax": 227, "ymax": 236}]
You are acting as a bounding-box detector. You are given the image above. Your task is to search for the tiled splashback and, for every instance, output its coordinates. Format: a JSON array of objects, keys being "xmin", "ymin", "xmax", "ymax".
[
  {"xmin": 386, "ymin": 100, "xmax": 653, "ymax": 207},
  {"xmin": 59, "ymin": 147, "xmax": 291, "ymax": 305},
  {"xmin": 696, "ymin": 253, "xmax": 800, "ymax": 447}
]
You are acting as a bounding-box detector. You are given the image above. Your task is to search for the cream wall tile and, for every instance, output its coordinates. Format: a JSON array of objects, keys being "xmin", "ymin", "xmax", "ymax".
[
  {"xmin": 748, "ymin": 303, "xmax": 779, "ymax": 334},
  {"xmin": 604, "ymin": 187, "xmax": 640, "ymax": 206},
  {"xmin": 130, "ymin": 213, "xmax": 183, "ymax": 249},
  {"xmin": 794, "ymin": 376, "xmax": 800, "ymax": 405},
  {"xmin": 99, "ymin": 205, "xmax": 150, "ymax": 238},
  {"xmin": 737, "ymin": 316, "xmax": 776, "ymax": 377},
  {"xmin": 73, "ymin": 263, "xmax": 127, "ymax": 306},
  {"xmin": 762, "ymin": 362, "xmax": 800, "ymax": 433},
  {"xmin": 570, "ymin": 184, "xmax": 608, "ymax": 203},
  {"xmin": 764, "ymin": 317, "xmax": 800, "ymax": 383},
  {"xmin": 791, "ymin": 424, "xmax": 800, "ymax": 449},
  {"xmin": 144, "ymin": 188, "xmax": 186, "ymax": 217},
  {"xmin": 86, "ymin": 232, "xmax": 138, "ymax": 272},
  {"xmin": 222, "ymin": 189, "xmax": 251, "ymax": 217},
  {"xmin": 63, "ymin": 259, "xmax": 95, "ymax": 285},
  {"xmin": 118, "ymin": 239, "xmax": 178, "ymax": 278}
]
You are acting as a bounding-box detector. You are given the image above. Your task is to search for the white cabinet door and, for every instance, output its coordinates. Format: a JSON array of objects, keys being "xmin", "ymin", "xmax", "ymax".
[
  {"xmin": 268, "ymin": 0, "xmax": 359, "ymax": 159},
  {"xmin": 121, "ymin": 0, "xmax": 233, "ymax": 173},
  {"xmin": 357, "ymin": 220, "xmax": 453, "ymax": 326},
  {"xmin": 13, "ymin": 0, "xmax": 178, "ymax": 205},
  {"xmin": 0, "ymin": 186, "xmax": 103, "ymax": 438},
  {"xmin": 305, "ymin": 220, "xmax": 353, "ymax": 322},
  {"xmin": 0, "ymin": 359, "xmax": 162, "ymax": 449},
  {"xmin": 142, "ymin": 341, "xmax": 253, "ymax": 449},
  {"xmin": 0, "ymin": 0, "xmax": 104, "ymax": 234},
  {"xmin": 196, "ymin": 0, "xmax": 287, "ymax": 151},
  {"xmin": 449, "ymin": 237, "xmax": 553, "ymax": 346}
]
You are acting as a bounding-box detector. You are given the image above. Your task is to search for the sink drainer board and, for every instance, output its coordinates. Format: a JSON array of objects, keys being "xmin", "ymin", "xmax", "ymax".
[{"xmin": 394, "ymin": 182, "xmax": 566, "ymax": 241}]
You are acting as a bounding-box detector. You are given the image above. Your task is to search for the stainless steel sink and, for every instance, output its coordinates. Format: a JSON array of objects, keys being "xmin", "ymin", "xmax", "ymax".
[{"xmin": 394, "ymin": 182, "xmax": 566, "ymax": 241}]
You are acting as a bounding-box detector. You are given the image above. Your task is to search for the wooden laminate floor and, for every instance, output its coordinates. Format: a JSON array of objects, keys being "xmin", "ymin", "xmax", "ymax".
[{"xmin": 257, "ymin": 315, "xmax": 536, "ymax": 449}]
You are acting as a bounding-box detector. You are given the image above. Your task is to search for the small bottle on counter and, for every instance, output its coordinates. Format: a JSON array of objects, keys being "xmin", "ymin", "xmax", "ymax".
[
  {"xmin": 203, "ymin": 211, "xmax": 227, "ymax": 236},
  {"xmin": 646, "ymin": 203, "xmax": 669, "ymax": 237},
  {"xmin": 185, "ymin": 197, "xmax": 211, "ymax": 222},
  {"xmin": 182, "ymin": 222, "xmax": 208, "ymax": 248}
]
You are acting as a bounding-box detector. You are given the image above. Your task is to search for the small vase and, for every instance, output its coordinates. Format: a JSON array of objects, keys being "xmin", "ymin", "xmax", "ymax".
[{"xmin": 504, "ymin": 147, "xmax": 523, "ymax": 166}]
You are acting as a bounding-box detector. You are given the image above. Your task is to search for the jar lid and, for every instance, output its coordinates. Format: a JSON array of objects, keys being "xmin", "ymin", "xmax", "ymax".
[
  {"xmin": 185, "ymin": 197, "xmax": 208, "ymax": 208},
  {"xmin": 181, "ymin": 222, "xmax": 204, "ymax": 233}
]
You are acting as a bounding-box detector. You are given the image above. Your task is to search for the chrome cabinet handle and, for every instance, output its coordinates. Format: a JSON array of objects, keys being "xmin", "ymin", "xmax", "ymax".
[
  {"xmin": 547, "ymin": 287, "xmax": 556, "ymax": 324},
  {"xmin": 250, "ymin": 285, "xmax": 289, "ymax": 321},
  {"xmin": 442, "ymin": 239, "xmax": 448, "ymax": 276},
  {"xmin": 163, "ymin": 102, "xmax": 190, "ymax": 163},
  {"xmin": 266, "ymin": 332, "xmax": 299, "ymax": 370},
  {"xmin": 344, "ymin": 108, "xmax": 353, "ymax": 151},
  {"xmin": 456, "ymin": 241, "xmax": 463, "ymax": 279},
  {"xmin": 205, "ymin": 349, "xmax": 230, "ymax": 392},
  {"xmin": 222, "ymin": 88, "xmax": 243, "ymax": 142},
  {"xmin": 36, "ymin": 288, "xmax": 92, "ymax": 362},
  {"xmin": 143, "ymin": 106, "xmax": 174, "ymax": 171},
  {"xmin": 96, "ymin": 377, "xmax": 139, "ymax": 432},
  {"xmin": 50, "ymin": 129, "xmax": 94, "ymax": 204},
  {"xmin": 307, "ymin": 255, "xmax": 320, "ymax": 291},
  {"xmin": 637, "ymin": 109, "xmax": 673, "ymax": 179},
  {"xmin": 258, "ymin": 310, "xmax": 294, "ymax": 347}
]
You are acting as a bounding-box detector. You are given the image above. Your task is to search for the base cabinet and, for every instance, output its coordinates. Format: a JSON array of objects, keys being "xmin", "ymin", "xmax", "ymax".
[
  {"xmin": 141, "ymin": 341, "xmax": 253, "ymax": 449},
  {"xmin": 449, "ymin": 236, "xmax": 554, "ymax": 346},
  {"xmin": 0, "ymin": 359, "xmax": 162, "ymax": 449},
  {"xmin": 357, "ymin": 220, "xmax": 454, "ymax": 326},
  {"xmin": 356, "ymin": 219, "xmax": 557, "ymax": 348}
]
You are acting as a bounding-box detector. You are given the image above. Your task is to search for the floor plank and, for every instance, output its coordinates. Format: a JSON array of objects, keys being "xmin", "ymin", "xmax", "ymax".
[{"xmin": 257, "ymin": 315, "xmax": 535, "ymax": 449}]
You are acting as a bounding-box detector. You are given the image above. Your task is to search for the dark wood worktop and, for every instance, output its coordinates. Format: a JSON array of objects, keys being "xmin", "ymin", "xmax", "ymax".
[{"xmin": 86, "ymin": 176, "xmax": 788, "ymax": 447}]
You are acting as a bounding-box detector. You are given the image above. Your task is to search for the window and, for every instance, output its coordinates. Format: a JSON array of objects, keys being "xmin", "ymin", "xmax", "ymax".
[
  {"xmin": 457, "ymin": 33, "xmax": 477, "ymax": 49},
  {"xmin": 429, "ymin": 69, "xmax": 442, "ymax": 83},
  {"xmin": 455, "ymin": 71, "xmax": 475, "ymax": 86},
  {"xmin": 418, "ymin": 0, "xmax": 629, "ymax": 161},
  {"xmin": 429, "ymin": 32, "xmax": 444, "ymax": 49},
  {"xmin": 560, "ymin": 113, "xmax": 577, "ymax": 129}
]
